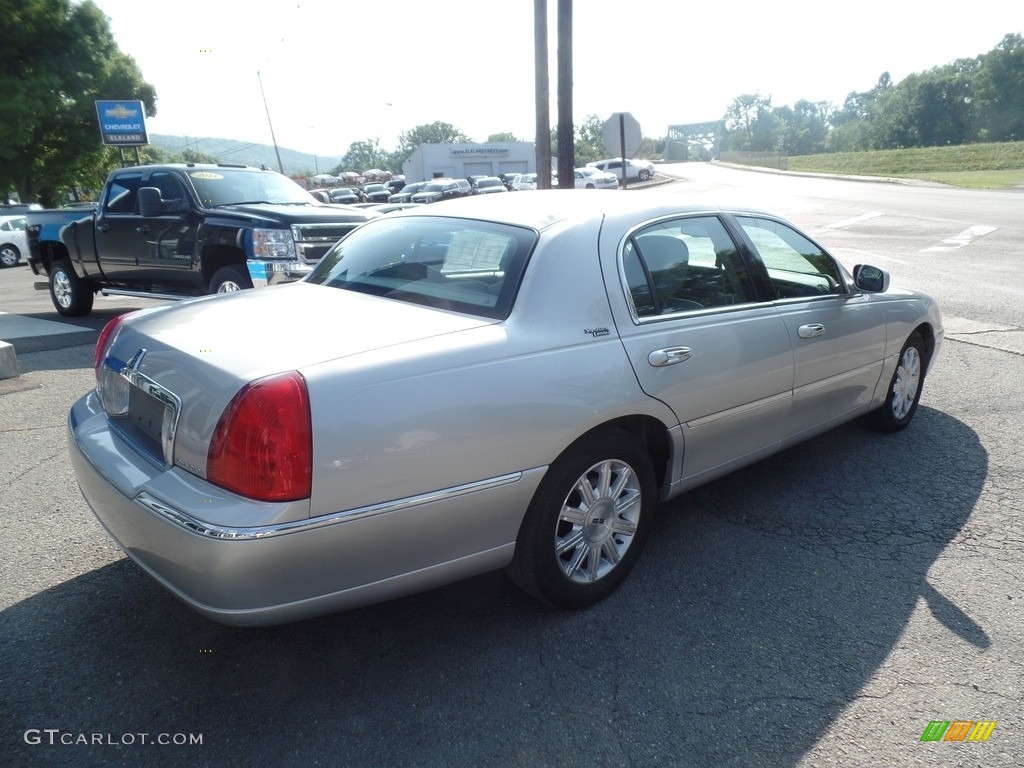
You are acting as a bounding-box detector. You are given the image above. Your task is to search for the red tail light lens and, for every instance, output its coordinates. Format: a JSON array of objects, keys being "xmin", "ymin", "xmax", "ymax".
[
  {"xmin": 94, "ymin": 314, "xmax": 129, "ymax": 379},
  {"xmin": 206, "ymin": 371, "xmax": 313, "ymax": 502}
]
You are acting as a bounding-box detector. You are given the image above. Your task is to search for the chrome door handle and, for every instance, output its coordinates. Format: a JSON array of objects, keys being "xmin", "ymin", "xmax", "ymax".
[
  {"xmin": 136, "ymin": 226, "xmax": 150, "ymax": 234},
  {"xmin": 798, "ymin": 323, "xmax": 825, "ymax": 339},
  {"xmin": 648, "ymin": 347, "xmax": 693, "ymax": 367}
]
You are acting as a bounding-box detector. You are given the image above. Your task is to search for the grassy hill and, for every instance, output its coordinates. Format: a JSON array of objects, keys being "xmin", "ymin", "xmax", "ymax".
[{"xmin": 150, "ymin": 134, "xmax": 343, "ymax": 177}]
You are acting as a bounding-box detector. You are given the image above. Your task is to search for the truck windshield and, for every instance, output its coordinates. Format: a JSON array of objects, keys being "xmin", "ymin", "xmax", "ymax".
[{"xmin": 186, "ymin": 168, "xmax": 315, "ymax": 207}]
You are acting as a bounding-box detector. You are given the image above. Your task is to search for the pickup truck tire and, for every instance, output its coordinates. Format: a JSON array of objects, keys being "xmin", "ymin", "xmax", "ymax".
[
  {"xmin": 210, "ymin": 265, "xmax": 253, "ymax": 293},
  {"xmin": 49, "ymin": 260, "xmax": 94, "ymax": 316}
]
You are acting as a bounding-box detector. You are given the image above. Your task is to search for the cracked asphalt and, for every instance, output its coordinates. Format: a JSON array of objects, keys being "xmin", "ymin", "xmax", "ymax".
[{"xmin": 1, "ymin": 168, "xmax": 1021, "ymax": 767}]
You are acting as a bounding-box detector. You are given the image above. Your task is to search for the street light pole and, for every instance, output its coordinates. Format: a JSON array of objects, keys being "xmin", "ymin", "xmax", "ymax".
[{"xmin": 257, "ymin": 69, "xmax": 285, "ymax": 174}]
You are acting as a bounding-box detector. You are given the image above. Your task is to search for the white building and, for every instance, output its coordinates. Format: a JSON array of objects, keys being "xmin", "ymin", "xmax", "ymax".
[{"xmin": 403, "ymin": 142, "xmax": 536, "ymax": 182}]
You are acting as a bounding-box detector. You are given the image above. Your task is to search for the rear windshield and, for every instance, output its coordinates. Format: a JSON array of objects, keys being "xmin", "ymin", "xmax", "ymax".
[{"xmin": 306, "ymin": 215, "xmax": 537, "ymax": 319}]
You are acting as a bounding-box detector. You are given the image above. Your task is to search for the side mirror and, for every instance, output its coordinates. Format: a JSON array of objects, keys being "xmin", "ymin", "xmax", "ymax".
[
  {"xmin": 137, "ymin": 187, "xmax": 162, "ymax": 217},
  {"xmin": 853, "ymin": 264, "xmax": 890, "ymax": 293}
]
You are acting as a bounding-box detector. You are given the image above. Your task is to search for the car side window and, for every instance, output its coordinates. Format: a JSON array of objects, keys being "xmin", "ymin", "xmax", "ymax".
[
  {"xmin": 735, "ymin": 215, "xmax": 843, "ymax": 298},
  {"xmin": 622, "ymin": 215, "xmax": 757, "ymax": 318},
  {"xmin": 147, "ymin": 172, "xmax": 187, "ymax": 207},
  {"xmin": 104, "ymin": 174, "xmax": 143, "ymax": 214}
]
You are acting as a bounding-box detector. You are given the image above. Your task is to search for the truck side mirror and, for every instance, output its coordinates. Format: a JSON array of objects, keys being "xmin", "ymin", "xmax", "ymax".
[{"xmin": 138, "ymin": 187, "xmax": 162, "ymax": 217}]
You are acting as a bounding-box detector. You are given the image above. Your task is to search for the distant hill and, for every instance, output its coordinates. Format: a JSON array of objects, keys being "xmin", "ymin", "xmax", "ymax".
[{"xmin": 150, "ymin": 134, "xmax": 344, "ymax": 176}]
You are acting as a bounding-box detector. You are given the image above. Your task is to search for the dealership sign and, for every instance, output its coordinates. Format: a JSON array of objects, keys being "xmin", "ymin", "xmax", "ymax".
[{"xmin": 95, "ymin": 100, "xmax": 149, "ymax": 146}]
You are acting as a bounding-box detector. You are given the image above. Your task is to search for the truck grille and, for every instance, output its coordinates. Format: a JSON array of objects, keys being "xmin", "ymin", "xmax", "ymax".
[{"xmin": 291, "ymin": 223, "xmax": 359, "ymax": 264}]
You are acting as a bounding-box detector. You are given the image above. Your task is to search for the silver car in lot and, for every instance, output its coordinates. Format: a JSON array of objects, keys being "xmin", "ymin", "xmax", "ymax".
[{"xmin": 69, "ymin": 191, "xmax": 943, "ymax": 625}]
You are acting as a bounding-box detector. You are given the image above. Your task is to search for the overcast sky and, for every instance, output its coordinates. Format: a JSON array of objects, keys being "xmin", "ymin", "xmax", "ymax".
[{"xmin": 89, "ymin": 0, "xmax": 1018, "ymax": 157}]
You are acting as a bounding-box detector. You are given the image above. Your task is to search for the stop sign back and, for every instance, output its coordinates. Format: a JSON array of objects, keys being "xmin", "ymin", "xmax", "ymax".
[{"xmin": 602, "ymin": 112, "xmax": 642, "ymax": 158}]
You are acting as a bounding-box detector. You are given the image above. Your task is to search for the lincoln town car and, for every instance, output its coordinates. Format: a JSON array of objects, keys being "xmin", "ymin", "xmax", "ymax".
[{"xmin": 69, "ymin": 191, "xmax": 943, "ymax": 625}]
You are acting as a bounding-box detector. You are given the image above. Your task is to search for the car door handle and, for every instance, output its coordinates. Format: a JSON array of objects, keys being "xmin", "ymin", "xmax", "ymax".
[
  {"xmin": 648, "ymin": 347, "xmax": 693, "ymax": 367},
  {"xmin": 798, "ymin": 323, "xmax": 825, "ymax": 339},
  {"xmin": 96, "ymin": 224, "xmax": 110, "ymax": 232},
  {"xmin": 136, "ymin": 226, "xmax": 150, "ymax": 234}
]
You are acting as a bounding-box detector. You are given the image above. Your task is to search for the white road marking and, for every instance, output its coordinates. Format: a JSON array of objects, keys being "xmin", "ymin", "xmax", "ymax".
[
  {"xmin": 809, "ymin": 211, "xmax": 884, "ymax": 235},
  {"xmin": 921, "ymin": 225, "xmax": 998, "ymax": 252}
]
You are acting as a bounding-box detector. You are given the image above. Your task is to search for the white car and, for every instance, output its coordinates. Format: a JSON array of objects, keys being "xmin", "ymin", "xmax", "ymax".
[
  {"xmin": 574, "ymin": 167, "xmax": 618, "ymax": 190},
  {"xmin": 587, "ymin": 158, "xmax": 656, "ymax": 182},
  {"xmin": 511, "ymin": 173, "xmax": 538, "ymax": 191},
  {"xmin": 0, "ymin": 215, "xmax": 27, "ymax": 267}
]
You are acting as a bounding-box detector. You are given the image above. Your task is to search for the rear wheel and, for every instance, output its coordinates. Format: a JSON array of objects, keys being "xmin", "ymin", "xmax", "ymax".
[
  {"xmin": 869, "ymin": 332, "xmax": 926, "ymax": 432},
  {"xmin": 209, "ymin": 265, "xmax": 253, "ymax": 294},
  {"xmin": 508, "ymin": 428, "xmax": 655, "ymax": 608},
  {"xmin": 0, "ymin": 243, "xmax": 19, "ymax": 267},
  {"xmin": 48, "ymin": 259, "xmax": 94, "ymax": 316},
  {"xmin": 638, "ymin": 169, "xmax": 651, "ymax": 181}
]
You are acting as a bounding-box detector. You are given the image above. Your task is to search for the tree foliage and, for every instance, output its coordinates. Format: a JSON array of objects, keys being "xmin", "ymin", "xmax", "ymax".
[
  {"xmin": 1, "ymin": 0, "xmax": 157, "ymax": 205},
  {"xmin": 732, "ymin": 34, "xmax": 1024, "ymax": 156}
]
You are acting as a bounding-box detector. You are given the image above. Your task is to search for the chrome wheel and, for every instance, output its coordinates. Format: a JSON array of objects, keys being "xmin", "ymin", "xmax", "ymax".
[
  {"xmin": 52, "ymin": 269, "xmax": 73, "ymax": 308},
  {"xmin": 508, "ymin": 428, "xmax": 655, "ymax": 608},
  {"xmin": 217, "ymin": 280, "xmax": 243, "ymax": 293},
  {"xmin": 0, "ymin": 245, "xmax": 18, "ymax": 267},
  {"xmin": 890, "ymin": 345, "xmax": 921, "ymax": 421},
  {"xmin": 554, "ymin": 459, "xmax": 642, "ymax": 584}
]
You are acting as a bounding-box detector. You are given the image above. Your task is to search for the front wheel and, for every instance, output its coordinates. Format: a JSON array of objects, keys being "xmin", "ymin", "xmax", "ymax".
[
  {"xmin": 0, "ymin": 243, "xmax": 19, "ymax": 267},
  {"xmin": 638, "ymin": 169, "xmax": 651, "ymax": 181},
  {"xmin": 869, "ymin": 332, "xmax": 926, "ymax": 432},
  {"xmin": 48, "ymin": 259, "xmax": 94, "ymax": 316},
  {"xmin": 209, "ymin": 265, "xmax": 253, "ymax": 294},
  {"xmin": 507, "ymin": 428, "xmax": 656, "ymax": 608}
]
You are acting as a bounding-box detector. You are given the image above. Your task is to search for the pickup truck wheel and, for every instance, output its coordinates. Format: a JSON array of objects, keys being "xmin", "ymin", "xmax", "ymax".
[
  {"xmin": 209, "ymin": 265, "xmax": 253, "ymax": 294},
  {"xmin": 507, "ymin": 428, "xmax": 655, "ymax": 608},
  {"xmin": 0, "ymin": 243, "xmax": 19, "ymax": 267},
  {"xmin": 49, "ymin": 260, "xmax": 94, "ymax": 316}
]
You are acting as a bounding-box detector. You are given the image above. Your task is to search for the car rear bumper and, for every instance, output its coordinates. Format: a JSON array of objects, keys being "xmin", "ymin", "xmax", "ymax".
[{"xmin": 68, "ymin": 391, "xmax": 533, "ymax": 625}]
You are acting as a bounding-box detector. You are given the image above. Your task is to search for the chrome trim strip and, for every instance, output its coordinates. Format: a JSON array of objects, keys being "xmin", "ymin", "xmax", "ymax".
[{"xmin": 135, "ymin": 472, "xmax": 525, "ymax": 541}]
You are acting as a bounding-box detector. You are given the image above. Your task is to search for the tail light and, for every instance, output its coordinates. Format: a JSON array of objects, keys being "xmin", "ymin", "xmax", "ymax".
[
  {"xmin": 206, "ymin": 371, "xmax": 312, "ymax": 502},
  {"xmin": 94, "ymin": 314, "xmax": 130, "ymax": 380}
]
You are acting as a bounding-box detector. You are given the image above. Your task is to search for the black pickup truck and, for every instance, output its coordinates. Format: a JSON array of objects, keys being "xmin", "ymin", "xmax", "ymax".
[{"xmin": 26, "ymin": 163, "xmax": 377, "ymax": 316}]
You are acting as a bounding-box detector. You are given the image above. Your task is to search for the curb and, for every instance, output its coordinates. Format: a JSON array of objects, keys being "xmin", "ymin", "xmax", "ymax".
[{"xmin": 0, "ymin": 340, "xmax": 19, "ymax": 380}]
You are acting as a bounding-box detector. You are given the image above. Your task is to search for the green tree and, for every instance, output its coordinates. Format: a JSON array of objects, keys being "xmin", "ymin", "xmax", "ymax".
[
  {"xmin": 397, "ymin": 122, "xmax": 472, "ymax": 157},
  {"xmin": 724, "ymin": 94, "xmax": 777, "ymax": 151},
  {"xmin": 487, "ymin": 132, "xmax": 519, "ymax": 142},
  {"xmin": 333, "ymin": 139, "xmax": 390, "ymax": 174},
  {"xmin": 1, "ymin": 0, "xmax": 157, "ymax": 206},
  {"xmin": 973, "ymin": 33, "xmax": 1024, "ymax": 142}
]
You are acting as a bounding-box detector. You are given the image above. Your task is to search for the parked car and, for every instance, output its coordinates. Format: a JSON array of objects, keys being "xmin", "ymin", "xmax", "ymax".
[
  {"xmin": 307, "ymin": 189, "xmax": 331, "ymax": 204},
  {"xmin": 410, "ymin": 178, "xmax": 471, "ymax": 204},
  {"xmin": 471, "ymin": 176, "xmax": 508, "ymax": 195},
  {"xmin": 361, "ymin": 183, "xmax": 392, "ymax": 203},
  {"xmin": 510, "ymin": 172, "xmax": 537, "ymax": 191},
  {"xmin": 385, "ymin": 178, "xmax": 406, "ymax": 195},
  {"xmin": 0, "ymin": 215, "xmax": 27, "ymax": 267},
  {"xmin": 500, "ymin": 172, "xmax": 522, "ymax": 190},
  {"xmin": 389, "ymin": 181, "xmax": 427, "ymax": 204},
  {"xmin": 70, "ymin": 191, "xmax": 943, "ymax": 625},
  {"xmin": 574, "ymin": 167, "xmax": 619, "ymax": 189},
  {"xmin": 328, "ymin": 187, "xmax": 364, "ymax": 205},
  {"xmin": 587, "ymin": 158, "xmax": 656, "ymax": 182}
]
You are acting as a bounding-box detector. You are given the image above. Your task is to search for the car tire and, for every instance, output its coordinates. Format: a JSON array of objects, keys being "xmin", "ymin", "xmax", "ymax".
[
  {"xmin": 507, "ymin": 428, "xmax": 656, "ymax": 608},
  {"xmin": 638, "ymin": 169, "xmax": 651, "ymax": 181},
  {"xmin": 209, "ymin": 265, "xmax": 253, "ymax": 294},
  {"xmin": 868, "ymin": 332, "xmax": 926, "ymax": 433},
  {"xmin": 0, "ymin": 243, "xmax": 19, "ymax": 267},
  {"xmin": 48, "ymin": 259, "xmax": 94, "ymax": 316}
]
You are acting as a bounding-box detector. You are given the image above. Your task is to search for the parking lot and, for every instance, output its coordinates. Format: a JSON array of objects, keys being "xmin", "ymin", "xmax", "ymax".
[{"xmin": 1, "ymin": 166, "xmax": 1021, "ymax": 767}]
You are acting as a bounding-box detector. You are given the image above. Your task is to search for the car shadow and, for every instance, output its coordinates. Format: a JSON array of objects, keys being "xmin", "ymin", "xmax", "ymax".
[{"xmin": 0, "ymin": 405, "xmax": 983, "ymax": 767}]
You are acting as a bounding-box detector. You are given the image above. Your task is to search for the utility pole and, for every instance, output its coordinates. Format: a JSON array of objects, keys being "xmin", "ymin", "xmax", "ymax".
[
  {"xmin": 257, "ymin": 70, "xmax": 285, "ymax": 174},
  {"xmin": 534, "ymin": 0, "xmax": 551, "ymax": 188},
  {"xmin": 556, "ymin": 0, "xmax": 574, "ymax": 189}
]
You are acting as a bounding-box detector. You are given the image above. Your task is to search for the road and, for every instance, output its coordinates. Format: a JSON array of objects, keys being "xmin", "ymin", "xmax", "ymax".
[{"xmin": 1, "ymin": 166, "xmax": 1021, "ymax": 767}]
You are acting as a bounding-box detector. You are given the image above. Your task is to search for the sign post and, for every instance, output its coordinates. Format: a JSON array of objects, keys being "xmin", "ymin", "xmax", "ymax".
[{"xmin": 601, "ymin": 112, "xmax": 641, "ymax": 187}]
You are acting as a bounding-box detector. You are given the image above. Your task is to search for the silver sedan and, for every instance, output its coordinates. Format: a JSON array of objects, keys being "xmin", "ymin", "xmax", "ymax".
[{"xmin": 69, "ymin": 191, "xmax": 943, "ymax": 625}]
